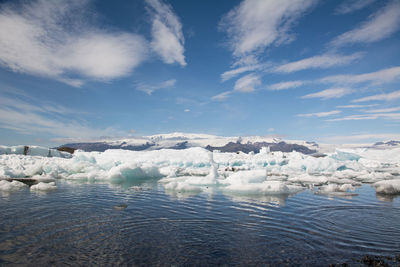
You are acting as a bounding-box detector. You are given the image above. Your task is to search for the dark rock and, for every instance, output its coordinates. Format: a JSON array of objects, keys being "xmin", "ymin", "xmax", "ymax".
[
  {"xmin": 57, "ymin": 146, "xmax": 76, "ymax": 154},
  {"xmin": 23, "ymin": 146, "xmax": 29, "ymax": 155},
  {"xmin": 59, "ymin": 142, "xmax": 155, "ymax": 152},
  {"xmin": 113, "ymin": 204, "xmax": 128, "ymax": 210},
  {"xmin": 205, "ymin": 141, "xmax": 317, "ymax": 155},
  {"xmin": 4, "ymin": 178, "xmax": 38, "ymax": 186}
]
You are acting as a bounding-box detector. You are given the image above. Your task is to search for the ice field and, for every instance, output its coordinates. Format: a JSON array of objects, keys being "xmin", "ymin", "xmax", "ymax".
[{"xmin": 1, "ymin": 145, "xmax": 399, "ymax": 196}]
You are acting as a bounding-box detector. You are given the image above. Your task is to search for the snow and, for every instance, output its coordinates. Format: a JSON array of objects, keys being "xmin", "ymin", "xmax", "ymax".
[{"xmin": 0, "ymin": 144, "xmax": 399, "ymax": 195}]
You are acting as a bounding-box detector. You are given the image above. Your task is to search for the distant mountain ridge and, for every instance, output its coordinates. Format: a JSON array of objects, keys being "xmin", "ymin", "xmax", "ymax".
[{"xmin": 59, "ymin": 132, "xmax": 319, "ymax": 154}]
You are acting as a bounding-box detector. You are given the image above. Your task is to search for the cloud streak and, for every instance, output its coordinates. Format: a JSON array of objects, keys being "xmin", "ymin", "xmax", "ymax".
[
  {"xmin": 320, "ymin": 66, "xmax": 400, "ymax": 85},
  {"xmin": 0, "ymin": 95, "xmax": 116, "ymax": 139},
  {"xmin": 267, "ymin": 81, "xmax": 304, "ymax": 90},
  {"xmin": 273, "ymin": 53, "xmax": 362, "ymax": 73},
  {"xmin": 302, "ymin": 88, "xmax": 353, "ymax": 99},
  {"xmin": 334, "ymin": 0, "xmax": 376, "ymax": 15},
  {"xmin": 297, "ymin": 110, "xmax": 341, "ymax": 118},
  {"xmin": 352, "ymin": 90, "xmax": 400, "ymax": 102},
  {"xmin": 330, "ymin": 1, "xmax": 400, "ymax": 47}
]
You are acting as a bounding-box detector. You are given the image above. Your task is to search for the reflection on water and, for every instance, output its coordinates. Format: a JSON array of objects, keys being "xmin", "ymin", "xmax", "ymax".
[{"xmin": 0, "ymin": 181, "xmax": 399, "ymax": 266}]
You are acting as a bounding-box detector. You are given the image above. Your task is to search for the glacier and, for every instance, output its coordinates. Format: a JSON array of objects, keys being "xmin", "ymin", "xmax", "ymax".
[{"xmin": 0, "ymin": 144, "xmax": 399, "ymax": 196}]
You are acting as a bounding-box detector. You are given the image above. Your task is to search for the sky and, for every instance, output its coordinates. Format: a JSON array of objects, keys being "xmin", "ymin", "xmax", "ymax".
[{"xmin": 0, "ymin": 0, "xmax": 399, "ymax": 146}]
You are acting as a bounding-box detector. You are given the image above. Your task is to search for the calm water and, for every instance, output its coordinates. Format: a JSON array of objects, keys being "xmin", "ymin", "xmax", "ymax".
[{"xmin": 1, "ymin": 181, "xmax": 399, "ymax": 266}]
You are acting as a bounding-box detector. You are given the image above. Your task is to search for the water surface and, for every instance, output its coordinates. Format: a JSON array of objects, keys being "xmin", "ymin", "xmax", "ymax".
[{"xmin": 1, "ymin": 182, "xmax": 399, "ymax": 266}]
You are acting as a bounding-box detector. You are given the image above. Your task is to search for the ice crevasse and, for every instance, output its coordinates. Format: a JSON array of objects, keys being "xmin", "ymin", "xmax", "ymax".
[{"xmin": 0, "ymin": 146, "xmax": 399, "ymax": 195}]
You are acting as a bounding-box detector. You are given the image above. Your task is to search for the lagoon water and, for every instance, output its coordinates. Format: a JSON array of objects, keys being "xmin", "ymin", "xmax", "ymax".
[{"xmin": 1, "ymin": 181, "xmax": 399, "ymax": 266}]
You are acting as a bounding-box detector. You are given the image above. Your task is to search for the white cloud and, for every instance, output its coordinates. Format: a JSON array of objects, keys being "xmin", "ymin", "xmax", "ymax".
[
  {"xmin": 363, "ymin": 107, "xmax": 400, "ymax": 113},
  {"xmin": 330, "ymin": 1, "xmax": 400, "ymax": 46},
  {"xmin": 335, "ymin": 0, "xmax": 376, "ymax": 15},
  {"xmin": 146, "ymin": 0, "xmax": 186, "ymax": 66},
  {"xmin": 0, "ymin": 0, "xmax": 148, "ymax": 86},
  {"xmin": 136, "ymin": 79, "xmax": 176, "ymax": 95},
  {"xmin": 267, "ymin": 80, "xmax": 304, "ymax": 90},
  {"xmin": 297, "ymin": 110, "xmax": 341, "ymax": 118},
  {"xmin": 234, "ymin": 74, "xmax": 261, "ymax": 92},
  {"xmin": 0, "ymin": 96, "xmax": 116, "ymax": 139},
  {"xmin": 320, "ymin": 66, "xmax": 400, "ymax": 85},
  {"xmin": 221, "ymin": 64, "xmax": 263, "ymax": 82},
  {"xmin": 219, "ymin": 0, "xmax": 317, "ymax": 57},
  {"xmin": 352, "ymin": 91, "xmax": 400, "ymax": 102},
  {"xmin": 321, "ymin": 133, "xmax": 400, "ymax": 144},
  {"xmin": 184, "ymin": 109, "xmax": 191, "ymax": 112},
  {"xmin": 327, "ymin": 113, "xmax": 400, "ymax": 121},
  {"xmin": 211, "ymin": 91, "xmax": 232, "ymax": 101},
  {"xmin": 273, "ymin": 53, "xmax": 362, "ymax": 73},
  {"xmin": 0, "ymin": 95, "xmax": 81, "ymax": 115},
  {"xmin": 336, "ymin": 104, "xmax": 378, "ymax": 108},
  {"xmin": 302, "ymin": 88, "xmax": 353, "ymax": 99}
]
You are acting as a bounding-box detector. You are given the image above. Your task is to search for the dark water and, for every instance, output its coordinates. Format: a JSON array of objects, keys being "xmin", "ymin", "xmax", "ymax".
[{"xmin": 1, "ymin": 182, "xmax": 399, "ymax": 266}]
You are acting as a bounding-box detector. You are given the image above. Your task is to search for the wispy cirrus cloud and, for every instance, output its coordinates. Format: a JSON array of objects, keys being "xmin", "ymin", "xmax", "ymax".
[
  {"xmin": 0, "ymin": 94, "xmax": 117, "ymax": 140},
  {"xmin": 211, "ymin": 91, "xmax": 233, "ymax": 101},
  {"xmin": 320, "ymin": 66, "xmax": 400, "ymax": 85},
  {"xmin": 0, "ymin": 0, "xmax": 148, "ymax": 86},
  {"xmin": 363, "ymin": 107, "xmax": 400, "ymax": 113},
  {"xmin": 273, "ymin": 53, "xmax": 363, "ymax": 73},
  {"xmin": 297, "ymin": 110, "xmax": 341, "ymax": 118},
  {"xmin": 136, "ymin": 79, "xmax": 176, "ymax": 95},
  {"xmin": 334, "ymin": 0, "xmax": 376, "ymax": 15},
  {"xmin": 302, "ymin": 87, "xmax": 353, "ymax": 99},
  {"xmin": 221, "ymin": 64, "xmax": 265, "ymax": 82},
  {"xmin": 146, "ymin": 0, "xmax": 186, "ymax": 66},
  {"xmin": 267, "ymin": 80, "xmax": 304, "ymax": 90},
  {"xmin": 219, "ymin": 0, "xmax": 317, "ymax": 58},
  {"xmin": 321, "ymin": 133, "xmax": 400, "ymax": 144},
  {"xmin": 330, "ymin": 1, "xmax": 400, "ymax": 47},
  {"xmin": 327, "ymin": 113, "xmax": 400, "ymax": 122},
  {"xmin": 234, "ymin": 74, "xmax": 261, "ymax": 92},
  {"xmin": 336, "ymin": 104, "xmax": 378, "ymax": 109},
  {"xmin": 352, "ymin": 90, "xmax": 400, "ymax": 102}
]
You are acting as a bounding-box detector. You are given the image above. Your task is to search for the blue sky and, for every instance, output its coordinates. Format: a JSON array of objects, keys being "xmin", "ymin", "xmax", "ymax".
[{"xmin": 0, "ymin": 0, "xmax": 399, "ymax": 146}]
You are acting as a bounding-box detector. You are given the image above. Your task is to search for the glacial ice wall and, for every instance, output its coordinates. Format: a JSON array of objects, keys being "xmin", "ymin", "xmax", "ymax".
[{"xmin": 0, "ymin": 146, "xmax": 399, "ymax": 195}]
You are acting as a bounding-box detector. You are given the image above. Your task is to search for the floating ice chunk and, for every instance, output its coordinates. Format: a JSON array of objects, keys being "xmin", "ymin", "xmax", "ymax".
[
  {"xmin": 30, "ymin": 182, "xmax": 57, "ymax": 191},
  {"xmin": 220, "ymin": 170, "xmax": 303, "ymax": 195},
  {"xmin": 223, "ymin": 180, "xmax": 303, "ymax": 195},
  {"xmin": 288, "ymin": 173, "xmax": 328, "ymax": 185},
  {"xmin": 0, "ymin": 180, "xmax": 27, "ymax": 191},
  {"xmin": 162, "ymin": 178, "xmax": 203, "ymax": 192},
  {"xmin": 319, "ymin": 183, "xmax": 354, "ymax": 193},
  {"xmin": 373, "ymin": 179, "xmax": 400, "ymax": 195},
  {"xmin": 331, "ymin": 150, "xmax": 361, "ymax": 161}
]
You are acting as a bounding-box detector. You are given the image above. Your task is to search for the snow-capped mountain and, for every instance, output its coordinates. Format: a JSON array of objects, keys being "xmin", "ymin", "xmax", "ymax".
[{"xmin": 59, "ymin": 132, "xmax": 320, "ymax": 154}]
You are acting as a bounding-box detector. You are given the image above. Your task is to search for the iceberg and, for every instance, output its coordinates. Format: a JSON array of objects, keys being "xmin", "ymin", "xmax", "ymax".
[{"xmin": 0, "ymin": 145, "xmax": 399, "ymax": 196}]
